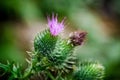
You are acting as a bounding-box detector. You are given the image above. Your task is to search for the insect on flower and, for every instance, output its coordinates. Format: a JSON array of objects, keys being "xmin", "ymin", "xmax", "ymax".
[{"xmin": 47, "ymin": 14, "xmax": 65, "ymax": 36}]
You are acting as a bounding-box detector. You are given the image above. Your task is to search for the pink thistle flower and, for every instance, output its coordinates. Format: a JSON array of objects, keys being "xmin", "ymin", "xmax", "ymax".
[{"xmin": 47, "ymin": 14, "xmax": 65, "ymax": 36}]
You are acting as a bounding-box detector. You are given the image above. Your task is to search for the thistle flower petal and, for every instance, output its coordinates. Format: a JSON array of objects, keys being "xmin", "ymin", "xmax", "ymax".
[{"xmin": 47, "ymin": 14, "xmax": 64, "ymax": 36}]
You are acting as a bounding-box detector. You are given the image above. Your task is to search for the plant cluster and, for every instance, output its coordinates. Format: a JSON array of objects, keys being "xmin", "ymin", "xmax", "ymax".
[{"xmin": 0, "ymin": 14, "xmax": 104, "ymax": 80}]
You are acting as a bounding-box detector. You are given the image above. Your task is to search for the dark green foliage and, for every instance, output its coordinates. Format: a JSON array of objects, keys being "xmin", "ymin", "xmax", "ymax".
[
  {"xmin": 0, "ymin": 63, "xmax": 11, "ymax": 80},
  {"xmin": 0, "ymin": 62, "xmax": 23, "ymax": 80},
  {"xmin": 73, "ymin": 61, "xmax": 104, "ymax": 80}
]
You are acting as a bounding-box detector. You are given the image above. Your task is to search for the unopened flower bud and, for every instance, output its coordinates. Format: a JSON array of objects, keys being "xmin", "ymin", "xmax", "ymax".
[{"xmin": 69, "ymin": 31, "xmax": 87, "ymax": 46}]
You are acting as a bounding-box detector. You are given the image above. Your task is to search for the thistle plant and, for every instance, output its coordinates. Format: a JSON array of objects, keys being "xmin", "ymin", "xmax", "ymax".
[{"xmin": 0, "ymin": 14, "xmax": 104, "ymax": 80}]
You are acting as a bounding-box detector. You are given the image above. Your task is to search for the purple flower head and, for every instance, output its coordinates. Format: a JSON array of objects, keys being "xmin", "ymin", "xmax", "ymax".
[{"xmin": 47, "ymin": 14, "xmax": 65, "ymax": 36}]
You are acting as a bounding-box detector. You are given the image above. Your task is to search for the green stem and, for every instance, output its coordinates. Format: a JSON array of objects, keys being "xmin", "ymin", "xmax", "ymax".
[
  {"xmin": 22, "ymin": 65, "xmax": 32, "ymax": 79},
  {"xmin": 55, "ymin": 71, "xmax": 63, "ymax": 80},
  {"xmin": 22, "ymin": 58, "xmax": 37, "ymax": 79},
  {"xmin": 46, "ymin": 71, "xmax": 56, "ymax": 80}
]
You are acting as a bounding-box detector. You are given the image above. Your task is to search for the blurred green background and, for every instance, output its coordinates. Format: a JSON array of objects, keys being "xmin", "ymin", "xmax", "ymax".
[{"xmin": 0, "ymin": 0, "xmax": 120, "ymax": 80}]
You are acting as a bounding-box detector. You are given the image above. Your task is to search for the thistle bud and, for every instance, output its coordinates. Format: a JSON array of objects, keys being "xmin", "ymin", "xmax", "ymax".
[
  {"xmin": 69, "ymin": 31, "xmax": 87, "ymax": 46},
  {"xmin": 73, "ymin": 61, "xmax": 104, "ymax": 80}
]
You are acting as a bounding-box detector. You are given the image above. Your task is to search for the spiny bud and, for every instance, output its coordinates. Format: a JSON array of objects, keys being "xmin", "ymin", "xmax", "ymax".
[
  {"xmin": 73, "ymin": 61, "xmax": 104, "ymax": 80},
  {"xmin": 69, "ymin": 31, "xmax": 87, "ymax": 46}
]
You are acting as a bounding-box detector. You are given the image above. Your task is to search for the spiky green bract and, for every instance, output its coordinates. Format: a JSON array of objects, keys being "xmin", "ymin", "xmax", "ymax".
[
  {"xmin": 49, "ymin": 38, "xmax": 73, "ymax": 65},
  {"xmin": 73, "ymin": 61, "xmax": 104, "ymax": 80},
  {"xmin": 34, "ymin": 29, "xmax": 58, "ymax": 56}
]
